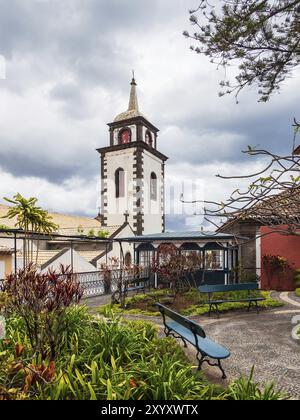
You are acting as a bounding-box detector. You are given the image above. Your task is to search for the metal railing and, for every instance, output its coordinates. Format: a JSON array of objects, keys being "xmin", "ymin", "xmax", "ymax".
[
  {"xmin": 73, "ymin": 267, "xmax": 152, "ymax": 298},
  {"xmin": 0, "ymin": 268, "xmax": 152, "ymax": 299}
]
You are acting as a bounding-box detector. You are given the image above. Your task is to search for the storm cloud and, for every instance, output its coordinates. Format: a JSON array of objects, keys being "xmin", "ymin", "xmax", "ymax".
[{"xmin": 0, "ymin": 0, "xmax": 299, "ymax": 230}]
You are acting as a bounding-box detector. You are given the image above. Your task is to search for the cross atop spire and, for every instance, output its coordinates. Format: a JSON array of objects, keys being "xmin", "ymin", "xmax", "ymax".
[
  {"xmin": 113, "ymin": 73, "xmax": 147, "ymax": 122},
  {"xmin": 128, "ymin": 71, "xmax": 139, "ymax": 112}
]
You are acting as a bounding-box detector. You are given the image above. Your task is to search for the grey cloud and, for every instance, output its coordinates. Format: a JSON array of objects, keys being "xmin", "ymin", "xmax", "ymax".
[
  {"xmin": 49, "ymin": 82, "xmax": 93, "ymax": 119},
  {"xmin": 0, "ymin": 0, "xmax": 299, "ymax": 229},
  {"xmin": 0, "ymin": 145, "xmax": 98, "ymax": 183},
  {"xmin": 156, "ymin": 94, "xmax": 299, "ymax": 167}
]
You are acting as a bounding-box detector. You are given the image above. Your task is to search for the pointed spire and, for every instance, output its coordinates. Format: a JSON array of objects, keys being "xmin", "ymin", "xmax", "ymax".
[{"xmin": 128, "ymin": 71, "xmax": 139, "ymax": 112}]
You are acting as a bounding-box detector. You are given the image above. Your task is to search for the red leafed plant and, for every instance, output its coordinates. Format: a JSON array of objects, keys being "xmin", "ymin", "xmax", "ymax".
[
  {"xmin": 3, "ymin": 264, "xmax": 83, "ymax": 360},
  {"xmin": 152, "ymin": 244, "xmax": 203, "ymax": 297}
]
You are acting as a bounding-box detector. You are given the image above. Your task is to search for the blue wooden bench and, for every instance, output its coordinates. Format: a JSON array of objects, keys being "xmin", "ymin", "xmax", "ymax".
[
  {"xmin": 156, "ymin": 303, "xmax": 231, "ymax": 379},
  {"xmin": 198, "ymin": 283, "xmax": 265, "ymax": 317}
]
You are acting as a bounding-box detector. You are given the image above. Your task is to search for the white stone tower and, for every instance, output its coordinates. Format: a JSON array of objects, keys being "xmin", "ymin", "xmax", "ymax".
[{"xmin": 97, "ymin": 77, "xmax": 168, "ymax": 235}]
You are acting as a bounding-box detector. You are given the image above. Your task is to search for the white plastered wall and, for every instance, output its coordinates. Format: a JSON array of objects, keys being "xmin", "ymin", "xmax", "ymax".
[
  {"xmin": 97, "ymin": 224, "xmax": 134, "ymax": 268},
  {"xmin": 103, "ymin": 149, "xmax": 135, "ymax": 228},
  {"xmin": 41, "ymin": 249, "xmax": 98, "ymax": 274},
  {"xmin": 142, "ymin": 150, "xmax": 163, "ymax": 234}
]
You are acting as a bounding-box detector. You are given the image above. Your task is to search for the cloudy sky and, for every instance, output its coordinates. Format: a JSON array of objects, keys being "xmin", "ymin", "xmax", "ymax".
[{"xmin": 0, "ymin": 0, "xmax": 299, "ymax": 231}]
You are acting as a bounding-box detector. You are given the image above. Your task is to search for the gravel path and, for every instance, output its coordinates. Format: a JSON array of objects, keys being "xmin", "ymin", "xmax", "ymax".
[{"xmin": 291, "ymin": 291, "xmax": 300, "ymax": 304}]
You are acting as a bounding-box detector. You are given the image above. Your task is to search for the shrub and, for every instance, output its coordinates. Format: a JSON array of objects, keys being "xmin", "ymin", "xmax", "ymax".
[
  {"xmin": 2, "ymin": 265, "xmax": 83, "ymax": 360},
  {"xmin": 98, "ymin": 289, "xmax": 283, "ymax": 317},
  {"xmin": 226, "ymin": 368, "xmax": 286, "ymax": 400},
  {"xmin": 97, "ymin": 230, "xmax": 109, "ymax": 238}
]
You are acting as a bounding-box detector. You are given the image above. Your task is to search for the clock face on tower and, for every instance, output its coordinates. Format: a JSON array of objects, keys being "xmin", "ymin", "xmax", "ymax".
[{"xmin": 120, "ymin": 129, "xmax": 131, "ymax": 144}]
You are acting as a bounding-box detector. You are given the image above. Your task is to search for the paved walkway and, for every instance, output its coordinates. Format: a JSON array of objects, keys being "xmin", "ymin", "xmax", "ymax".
[
  {"xmin": 85, "ymin": 291, "xmax": 300, "ymax": 399},
  {"xmin": 280, "ymin": 292, "xmax": 300, "ymax": 308},
  {"xmin": 191, "ymin": 308, "xmax": 300, "ymax": 398}
]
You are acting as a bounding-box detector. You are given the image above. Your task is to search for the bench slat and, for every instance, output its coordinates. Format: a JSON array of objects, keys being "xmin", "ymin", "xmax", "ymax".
[
  {"xmin": 199, "ymin": 283, "xmax": 259, "ymax": 293},
  {"xmin": 206, "ymin": 297, "xmax": 265, "ymax": 305},
  {"xmin": 156, "ymin": 303, "xmax": 206, "ymax": 338},
  {"xmin": 166, "ymin": 321, "xmax": 230, "ymax": 360}
]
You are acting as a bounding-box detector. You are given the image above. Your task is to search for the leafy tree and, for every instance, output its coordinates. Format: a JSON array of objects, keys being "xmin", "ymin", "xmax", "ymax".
[
  {"xmin": 152, "ymin": 244, "xmax": 204, "ymax": 297},
  {"xmin": 3, "ymin": 194, "xmax": 59, "ymax": 267},
  {"xmin": 184, "ymin": 0, "xmax": 300, "ymax": 102}
]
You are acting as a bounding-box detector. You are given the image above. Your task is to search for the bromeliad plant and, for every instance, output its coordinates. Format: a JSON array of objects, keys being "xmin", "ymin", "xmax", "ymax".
[{"xmin": 2, "ymin": 265, "xmax": 83, "ymax": 361}]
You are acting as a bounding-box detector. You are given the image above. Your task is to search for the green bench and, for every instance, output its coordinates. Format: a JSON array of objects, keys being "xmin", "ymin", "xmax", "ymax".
[
  {"xmin": 198, "ymin": 283, "xmax": 265, "ymax": 317},
  {"xmin": 156, "ymin": 303, "xmax": 231, "ymax": 379}
]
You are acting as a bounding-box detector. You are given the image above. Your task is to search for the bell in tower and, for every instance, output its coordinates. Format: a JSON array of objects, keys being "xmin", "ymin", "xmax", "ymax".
[{"xmin": 97, "ymin": 76, "xmax": 168, "ymax": 235}]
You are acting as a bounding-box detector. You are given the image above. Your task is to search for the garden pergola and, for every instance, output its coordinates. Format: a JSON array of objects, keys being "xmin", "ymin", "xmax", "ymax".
[{"xmin": 118, "ymin": 231, "xmax": 238, "ymax": 286}]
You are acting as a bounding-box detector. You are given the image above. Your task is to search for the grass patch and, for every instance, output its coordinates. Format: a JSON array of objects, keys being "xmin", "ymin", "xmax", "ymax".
[
  {"xmin": 295, "ymin": 288, "xmax": 300, "ymax": 298},
  {"xmin": 98, "ymin": 288, "xmax": 283, "ymax": 317}
]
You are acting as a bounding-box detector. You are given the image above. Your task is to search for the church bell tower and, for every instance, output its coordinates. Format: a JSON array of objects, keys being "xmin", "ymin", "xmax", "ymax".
[{"xmin": 97, "ymin": 76, "xmax": 168, "ymax": 235}]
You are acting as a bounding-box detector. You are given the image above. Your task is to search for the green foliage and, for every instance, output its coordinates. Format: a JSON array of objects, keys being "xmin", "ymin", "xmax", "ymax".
[
  {"xmin": 184, "ymin": 0, "xmax": 300, "ymax": 102},
  {"xmin": 3, "ymin": 193, "xmax": 59, "ymax": 266},
  {"xmin": 0, "ymin": 308, "xmax": 286, "ymax": 400},
  {"xmin": 97, "ymin": 230, "xmax": 109, "ymax": 238},
  {"xmin": 294, "ymin": 270, "xmax": 300, "ymax": 288},
  {"xmin": 0, "ymin": 308, "xmax": 281, "ymax": 401},
  {"xmin": 295, "ymin": 288, "xmax": 300, "ymax": 298},
  {"xmin": 226, "ymin": 367, "xmax": 286, "ymax": 400},
  {"xmin": 99, "ymin": 289, "xmax": 283, "ymax": 317},
  {"xmin": 184, "ymin": 291, "xmax": 283, "ymax": 316},
  {"xmin": 0, "ymin": 225, "xmax": 12, "ymax": 234},
  {"xmin": 77, "ymin": 225, "xmax": 84, "ymax": 235}
]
